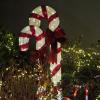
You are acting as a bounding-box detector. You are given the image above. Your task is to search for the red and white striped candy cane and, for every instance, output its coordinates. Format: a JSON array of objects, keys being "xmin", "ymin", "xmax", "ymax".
[
  {"xmin": 29, "ymin": 5, "xmax": 62, "ymax": 86},
  {"xmin": 19, "ymin": 5, "xmax": 65, "ymax": 99},
  {"xmin": 85, "ymin": 87, "xmax": 88, "ymax": 100}
]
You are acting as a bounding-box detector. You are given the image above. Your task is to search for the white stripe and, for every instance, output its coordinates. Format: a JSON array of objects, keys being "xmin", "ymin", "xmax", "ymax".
[
  {"xmin": 29, "ymin": 17, "xmax": 41, "ymax": 27},
  {"xmin": 85, "ymin": 96, "xmax": 88, "ymax": 100},
  {"xmin": 32, "ymin": 6, "xmax": 43, "ymax": 17},
  {"xmin": 49, "ymin": 17, "xmax": 60, "ymax": 31},
  {"xmin": 34, "ymin": 27, "xmax": 43, "ymax": 37},
  {"xmin": 21, "ymin": 26, "xmax": 32, "ymax": 35},
  {"xmin": 36, "ymin": 38, "xmax": 45, "ymax": 50},
  {"xmin": 46, "ymin": 6, "xmax": 56, "ymax": 18},
  {"xmin": 51, "ymin": 68, "xmax": 61, "ymax": 85},
  {"xmin": 19, "ymin": 37, "xmax": 29, "ymax": 45}
]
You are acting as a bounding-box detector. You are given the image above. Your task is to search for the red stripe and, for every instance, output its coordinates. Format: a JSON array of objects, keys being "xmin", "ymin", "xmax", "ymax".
[
  {"xmin": 30, "ymin": 13, "xmax": 43, "ymax": 20},
  {"xmin": 48, "ymin": 13, "xmax": 58, "ymax": 23},
  {"xmin": 19, "ymin": 33, "xmax": 31, "ymax": 38},
  {"xmin": 54, "ymin": 26, "xmax": 61, "ymax": 32},
  {"xmin": 35, "ymin": 32, "xmax": 46, "ymax": 41},
  {"xmin": 19, "ymin": 43, "xmax": 29, "ymax": 50},
  {"xmin": 51, "ymin": 64, "xmax": 61, "ymax": 77},
  {"xmin": 85, "ymin": 89, "xmax": 88, "ymax": 95},
  {"xmin": 30, "ymin": 26, "xmax": 35, "ymax": 36},
  {"xmin": 41, "ymin": 5, "xmax": 48, "ymax": 19},
  {"xmin": 57, "ymin": 47, "xmax": 62, "ymax": 53}
]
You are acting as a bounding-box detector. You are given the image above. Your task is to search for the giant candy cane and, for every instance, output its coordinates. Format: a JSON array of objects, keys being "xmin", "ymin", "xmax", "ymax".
[
  {"xmin": 19, "ymin": 5, "xmax": 65, "ymax": 99},
  {"xmin": 29, "ymin": 5, "xmax": 65, "ymax": 86}
]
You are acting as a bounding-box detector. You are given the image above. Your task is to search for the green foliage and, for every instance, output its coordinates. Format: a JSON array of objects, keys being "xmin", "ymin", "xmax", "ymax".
[
  {"xmin": 62, "ymin": 43, "xmax": 100, "ymax": 99},
  {"xmin": 0, "ymin": 26, "xmax": 17, "ymax": 64}
]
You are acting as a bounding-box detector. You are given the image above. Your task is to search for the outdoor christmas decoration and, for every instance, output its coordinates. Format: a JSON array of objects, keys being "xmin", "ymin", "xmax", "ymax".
[
  {"xmin": 85, "ymin": 85, "xmax": 88, "ymax": 100},
  {"xmin": 1, "ymin": 1, "xmax": 100, "ymax": 99},
  {"xmin": 0, "ymin": 27, "xmax": 100, "ymax": 99},
  {"xmin": 19, "ymin": 5, "xmax": 66, "ymax": 99}
]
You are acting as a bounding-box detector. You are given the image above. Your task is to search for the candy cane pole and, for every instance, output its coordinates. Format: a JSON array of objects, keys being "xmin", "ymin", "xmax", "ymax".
[
  {"xmin": 50, "ymin": 42, "xmax": 62, "ymax": 99},
  {"xmin": 85, "ymin": 86, "xmax": 88, "ymax": 100},
  {"xmin": 29, "ymin": 5, "xmax": 63, "ymax": 99}
]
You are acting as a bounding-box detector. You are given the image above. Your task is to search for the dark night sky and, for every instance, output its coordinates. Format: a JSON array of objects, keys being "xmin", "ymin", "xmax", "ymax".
[{"xmin": 0, "ymin": 0, "xmax": 100, "ymax": 46}]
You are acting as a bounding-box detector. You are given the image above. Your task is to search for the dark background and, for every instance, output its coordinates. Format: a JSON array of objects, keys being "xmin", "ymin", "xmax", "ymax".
[{"xmin": 0, "ymin": 0, "xmax": 100, "ymax": 46}]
